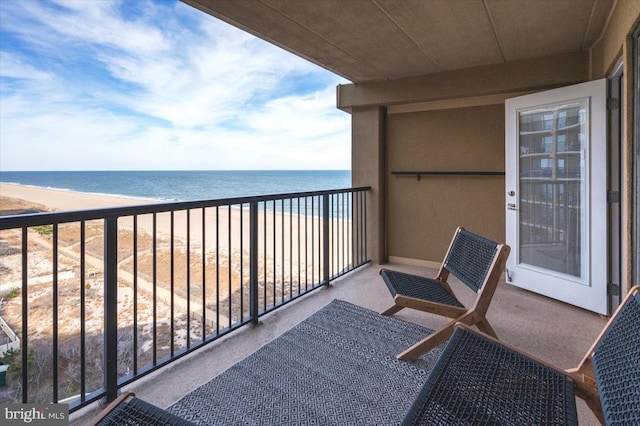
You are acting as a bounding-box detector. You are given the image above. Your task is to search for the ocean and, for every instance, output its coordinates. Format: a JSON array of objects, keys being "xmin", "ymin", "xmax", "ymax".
[{"xmin": 0, "ymin": 170, "xmax": 352, "ymax": 202}]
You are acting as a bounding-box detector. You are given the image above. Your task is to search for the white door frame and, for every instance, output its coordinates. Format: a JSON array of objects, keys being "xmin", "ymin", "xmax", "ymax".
[{"xmin": 505, "ymin": 79, "xmax": 608, "ymax": 315}]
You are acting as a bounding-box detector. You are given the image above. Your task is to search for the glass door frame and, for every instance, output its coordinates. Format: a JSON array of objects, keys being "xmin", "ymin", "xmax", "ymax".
[
  {"xmin": 505, "ymin": 79, "xmax": 608, "ymax": 315},
  {"xmin": 633, "ymin": 23, "xmax": 640, "ymax": 286}
]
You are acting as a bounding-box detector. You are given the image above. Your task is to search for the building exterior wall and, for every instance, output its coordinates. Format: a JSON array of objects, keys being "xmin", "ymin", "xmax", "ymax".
[
  {"xmin": 347, "ymin": 53, "xmax": 590, "ymax": 264},
  {"xmin": 386, "ymin": 104, "xmax": 504, "ymax": 263},
  {"xmin": 589, "ymin": 1, "xmax": 640, "ymax": 292},
  {"xmin": 347, "ymin": 4, "xmax": 640, "ymax": 279}
]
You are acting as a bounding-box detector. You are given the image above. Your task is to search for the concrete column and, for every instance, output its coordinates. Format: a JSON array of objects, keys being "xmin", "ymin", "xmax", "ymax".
[{"xmin": 351, "ymin": 106, "xmax": 386, "ymax": 263}]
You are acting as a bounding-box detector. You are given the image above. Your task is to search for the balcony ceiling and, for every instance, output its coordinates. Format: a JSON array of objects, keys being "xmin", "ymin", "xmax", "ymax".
[{"xmin": 182, "ymin": 0, "xmax": 615, "ymax": 84}]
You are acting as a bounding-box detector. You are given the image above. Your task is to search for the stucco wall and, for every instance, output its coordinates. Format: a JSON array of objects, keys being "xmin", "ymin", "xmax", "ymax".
[
  {"xmin": 351, "ymin": 106, "xmax": 386, "ymax": 262},
  {"xmin": 386, "ymin": 105, "xmax": 505, "ymax": 262},
  {"xmin": 590, "ymin": 0, "xmax": 640, "ymax": 78},
  {"xmin": 590, "ymin": 1, "xmax": 640, "ymax": 291}
]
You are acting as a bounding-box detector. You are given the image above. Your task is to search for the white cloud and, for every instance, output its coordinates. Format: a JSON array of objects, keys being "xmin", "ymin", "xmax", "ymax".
[{"xmin": 0, "ymin": 0, "xmax": 351, "ymax": 171}]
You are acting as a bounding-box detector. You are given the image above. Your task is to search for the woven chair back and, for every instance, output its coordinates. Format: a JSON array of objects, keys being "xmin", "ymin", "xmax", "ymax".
[
  {"xmin": 592, "ymin": 291, "xmax": 640, "ymax": 425},
  {"xmin": 443, "ymin": 229, "xmax": 499, "ymax": 293}
]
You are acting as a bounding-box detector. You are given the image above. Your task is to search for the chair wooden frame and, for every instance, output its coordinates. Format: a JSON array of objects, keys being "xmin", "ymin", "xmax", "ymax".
[
  {"xmin": 379, "ymin": 226, "xmax": 510, "ymax": 360},
  {"xmin": 564, "ymin": 284, "xmax": 640, "ymax": 424}
]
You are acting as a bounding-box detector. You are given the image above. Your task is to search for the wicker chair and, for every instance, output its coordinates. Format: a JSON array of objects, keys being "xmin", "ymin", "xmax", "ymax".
[
  {"xmin": 402, "ymin": 285, "xmax": 640, "ymax": 425},
  {"xmin": 379, "ymin": 226, "xmax": 510, "ymax": 360},
  {"xmin": 89, "ymin": 392, "xmax": 194, "ymax": 426}
]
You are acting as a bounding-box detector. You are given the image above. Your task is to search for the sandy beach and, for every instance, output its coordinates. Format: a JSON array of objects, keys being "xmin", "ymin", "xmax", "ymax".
[
  {"xmin": 0, "ymin": 182, "xmax": 159, "ymax": 212},
  {"xmin": 0, "ymin": 182, "xmax": 353, "ymax": 294}
]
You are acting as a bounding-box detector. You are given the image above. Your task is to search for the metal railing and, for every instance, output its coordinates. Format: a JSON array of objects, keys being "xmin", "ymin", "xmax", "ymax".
[{"xmin": 0, "ymin": 187, "xmax": 370, "ymax": 411}]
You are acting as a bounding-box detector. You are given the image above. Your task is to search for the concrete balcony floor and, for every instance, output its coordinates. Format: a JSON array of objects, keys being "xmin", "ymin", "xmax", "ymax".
[{"xmin": 73, "ymin": 262, "xmax": 606, "ymax": 425}]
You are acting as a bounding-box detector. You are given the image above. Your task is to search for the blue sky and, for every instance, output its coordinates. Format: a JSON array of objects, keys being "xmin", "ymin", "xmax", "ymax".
[{"xmin": 0, "ymin": 0, "xmax": 351, "ymax": 170}]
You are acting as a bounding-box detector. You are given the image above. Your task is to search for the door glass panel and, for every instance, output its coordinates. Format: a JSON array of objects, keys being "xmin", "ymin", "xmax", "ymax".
[{"xmin": 518, "ymin": 100, "xmax": 587, "ymax": 280}]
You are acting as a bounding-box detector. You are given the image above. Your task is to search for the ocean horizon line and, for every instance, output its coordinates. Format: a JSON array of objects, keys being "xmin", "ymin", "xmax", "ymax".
[
  {"xmin": 0, "ymin": 170, "xmax": 353, "ymax": 204},
  {"xmin": 0, "ymin": 169, "xmax": 350, "ymax": 173}
]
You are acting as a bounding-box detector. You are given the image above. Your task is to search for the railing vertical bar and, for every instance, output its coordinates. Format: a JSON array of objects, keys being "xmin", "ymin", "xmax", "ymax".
[
  {"xmin": 201, "ymin": 208, "xmax": 206, "ymax": 342},
  {"xmin": 342, "ymin": 192, "xmax": 346, "ymax": 271},
  {"xmin": 52, "ymin": 223, "xmax": 59, "ymax": 403},
  {"xmin": 249, "ymin": 202, "xmax": 259, "ymax": 325},
  {"xmin": 21, "ymin": 227, "xmax": 28, "ymax": 403},
  {"xmin": 170, "ymin": 211, "xmax": 175, "ymax": 357},
  {"xmin": 311, "ymin": 196, "xmax": 315, "ymax": 286},
  {"xmin": 338, "ymin": 193, "xmax": 342, "ymax": 272},
  {"xmin": 323, "ymin": 194, "xmax": 330, "ymax": 285},
  {"xmin": 80, "ymin": 221, "xmax": 87, "ymax": 399},
  {"xmin": 186, "ymin": 210, "xmax": 191, "ymax": 348},
  {"xmin": 281, "ymin": 199, "xmax": 285, "ymax": 300},
  {"xmin": 356, "ymin": 192, "xmax": 360, "ymax": 265},
  {"xmin": 353, "ymin": 192, "xmax": 358, "ymax": 264},
  {"xmin": 240, "ymin": 204, "xmax": 244, "ymax": 322},
  {"xmin": 304, "ymin": 197, "xmax": 308, "ymax": 291},
  {"xmin": 262, "ymin": 201, "xmax": 267, "ymax": 311},
  {"xmin": 152, "ymin": 213, "xmax": 157, "ymax": 365},
  {"xmin": 216, "ymin": 206, "xmax": 220, "ymax": 334},
  {"xmin": 338, "ymin": 193, "xmax": 341, "ymax": 271},
  {"xmin": 360, "ymin": 192, "xmax": 367, "ymax": 260},
  {"xmin": 359, "ymin": 191, "xmax": 363, "ymax": 264},
  {"xmin": 133, "ymin": 216, "xmax": 138, "ymax": 374},
  {"xmin": 343, "ymin": 193, "xmax": 347, "ymax": 271},
  {"xmin": 318, "ymin": 196, "xmax": 322, "ymax": 282},
  {"xmin": 357, "ymin": 192, "xmax": 361, "ymax": 264},
  {"xmin": 263, "ymin": 201, "xmax": 267, "ymax": 310},
  {"xmin": 273, "ymin": 199, "xmax": 276, "ymax": 306},
  {"xmin": 336, "ymin": 194, "xmax": 340, "ymax": 274},
  {"xmin": 104, "ymin": 216, "xmax": 118, "ymax": 404},
  {"xmin": 337, "ymin": 194, "xmax": 341, "ymax": 274},
  {"xmin": 330, "ymin": 194, "xmax": 334, "ymax": 277},
  {"xmin": 364, "ymin": 191, "xmax": 368, "ymax": 260},
  {"xmin": 228, "ymin": 205, "xmax": 232, "ymax": 328},
  {"xmin": 289, "ymin": 198, "xmax": 293, "ymax": 298},
  {"xmin": 352, "ymin": 192, "xmax": 356, "ymax": 266},
  {"xmin": 346, "ymin": 193, "xmax": 350, "ymax": 270},
  {"xmin": 297, "ymin": 198, "xmax": 301, "ymax": 295}
]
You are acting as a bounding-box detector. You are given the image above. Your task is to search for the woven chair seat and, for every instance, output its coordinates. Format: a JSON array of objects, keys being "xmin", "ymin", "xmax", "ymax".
[
  {"xmin": 381, "ymin": 270, "xmax": 464, "ymax": 308},
  {"xmin": 402, "ymin": 327, "xmax": 577, "ymax": 426}
]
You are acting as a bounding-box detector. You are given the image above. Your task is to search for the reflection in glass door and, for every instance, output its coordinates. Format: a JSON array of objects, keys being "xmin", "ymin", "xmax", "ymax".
[{"xmin": 518, "ymin": 101, "xmax": 587, "ymax": 281}]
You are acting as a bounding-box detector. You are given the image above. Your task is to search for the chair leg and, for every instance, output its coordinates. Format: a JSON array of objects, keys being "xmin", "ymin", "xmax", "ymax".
[
  {"xmin": 381, "ymin": 304, "xmax": 403, "ymax": 316},
  {"xmin": 397, "ymin": 319, "xmax": 458, "ymax": 360},
  {"xmin": 398, "ymin": 310, "xmax": 481, "ymax": 361},
  {"xmin": 476, "ymin": 317, "xmax": 498, "ymax": 338}
]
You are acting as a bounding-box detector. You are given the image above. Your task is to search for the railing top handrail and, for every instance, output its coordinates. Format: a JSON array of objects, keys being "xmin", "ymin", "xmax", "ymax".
[{"xmin": 0, "ymin": 186, "xmax": 371, "ymax": 229}]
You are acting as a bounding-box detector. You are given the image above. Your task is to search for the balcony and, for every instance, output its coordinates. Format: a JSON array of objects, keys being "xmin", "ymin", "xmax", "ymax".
[
  {"xmin": 75, "ymin": 262, "xmax": 605, "ymax": 425},
  {"xmin": 0, "ymin": 187, "xmax": 606, "ymax": 425}
]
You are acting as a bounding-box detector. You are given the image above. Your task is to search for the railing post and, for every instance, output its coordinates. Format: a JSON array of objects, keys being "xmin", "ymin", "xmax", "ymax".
[
  {"xmin": 21, "ymin": 228, "xmax": 28, "ymax": 403},
  {"xmin": 104, "ymin": 216, "xmax": 118, "ymax": 403},
  {"xmin": 323, "ymin": 194, "xmax": 330, "ymax": 286},
  {"xmin": 249, "ymin": 202, "xmax": 259, "ymax": 325}
]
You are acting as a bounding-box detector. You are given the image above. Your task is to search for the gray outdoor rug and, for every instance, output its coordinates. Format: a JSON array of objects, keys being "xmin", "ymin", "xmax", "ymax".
[{"xmin": 167, "ymin": 299, "xmax": 442, "ymax": 425}]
